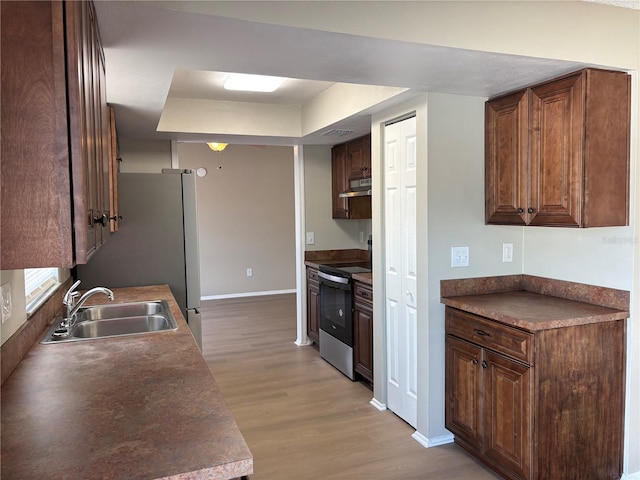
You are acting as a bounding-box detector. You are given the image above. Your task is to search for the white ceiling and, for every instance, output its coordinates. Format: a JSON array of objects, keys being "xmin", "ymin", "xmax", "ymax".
[{"xmin": 93, "ymin": 0, "xmax": 637, "ymax": 146}]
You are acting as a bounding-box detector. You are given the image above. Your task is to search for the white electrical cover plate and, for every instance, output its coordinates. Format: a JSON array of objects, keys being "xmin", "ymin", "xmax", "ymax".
[
  {"xmin": 196, "ymin": 167, "xmax": 207, "ymax": 177},
  {"xmin": 451, "ymin": 246, "xmax": 470, "ymax": 268},
  {"xmin": 1, "ymin": 282, "xmax": 12, "ymax": 323}
]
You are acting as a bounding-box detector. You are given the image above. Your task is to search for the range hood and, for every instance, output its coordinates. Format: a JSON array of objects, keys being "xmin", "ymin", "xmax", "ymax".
[{"xmin": 339, "ymin": 177, "xmax": 372, "ymax": 198}]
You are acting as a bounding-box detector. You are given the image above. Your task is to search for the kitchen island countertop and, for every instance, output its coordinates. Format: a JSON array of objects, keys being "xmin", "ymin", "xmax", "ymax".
[{"xmin": 0, "ymin": 285, "xmax": 252, "ymax": 480}]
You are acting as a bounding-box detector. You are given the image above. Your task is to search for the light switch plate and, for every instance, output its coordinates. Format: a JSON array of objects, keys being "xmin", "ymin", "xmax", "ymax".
[
  {"xmin": 451, "ymin": 246, "xmax": 469, "ymax": 268},
  {"xmin": 1, "ymin": 282, "xmax": 12, "ymax": 323}
]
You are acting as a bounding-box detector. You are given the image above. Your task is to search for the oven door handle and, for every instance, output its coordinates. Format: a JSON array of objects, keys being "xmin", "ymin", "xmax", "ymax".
[{"xmin": 318, "ymin": 270, "xmax": 350, "ymax": 285}]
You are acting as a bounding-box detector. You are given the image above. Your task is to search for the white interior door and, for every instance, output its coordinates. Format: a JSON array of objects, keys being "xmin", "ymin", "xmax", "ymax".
[{"xmin": 384, "ymin": 116, "xmax": 418, "ymax": 428}]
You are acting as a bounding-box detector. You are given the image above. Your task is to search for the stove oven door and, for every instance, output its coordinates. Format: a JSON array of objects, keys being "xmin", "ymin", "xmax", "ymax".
[{"xmin": 318, "ymin": 270, "xmax": 353, "ymax": 346}]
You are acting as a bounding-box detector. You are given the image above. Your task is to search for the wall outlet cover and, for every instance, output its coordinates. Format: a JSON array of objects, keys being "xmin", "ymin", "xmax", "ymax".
[
  {"xmin": 502, "ymin": 243, "xmax": 514, "ymax": 263},
  {"xmin": 1, "ymin": 282, "xmax": 12, "ymax": 323},
  {"xmin": 306, "ymin": 232, "xmax": 315, "ymax": 245}
]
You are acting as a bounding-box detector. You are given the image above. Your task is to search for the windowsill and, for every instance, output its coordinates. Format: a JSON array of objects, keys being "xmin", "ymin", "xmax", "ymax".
[{"xmin": 26, "ymin": 282, "xmax": 62, "ymax": 318}]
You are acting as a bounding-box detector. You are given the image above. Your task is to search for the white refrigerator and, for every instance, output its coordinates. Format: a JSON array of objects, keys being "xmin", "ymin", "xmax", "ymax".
[{"xmin": 77, "ymin": 169, "xmax": 202, "ymax": 349}]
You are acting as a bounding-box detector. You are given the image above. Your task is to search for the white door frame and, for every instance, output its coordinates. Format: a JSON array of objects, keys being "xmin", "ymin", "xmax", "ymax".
[{"xmin": 371, "ymin": 94, "xmax": 430, "ymax": 431}]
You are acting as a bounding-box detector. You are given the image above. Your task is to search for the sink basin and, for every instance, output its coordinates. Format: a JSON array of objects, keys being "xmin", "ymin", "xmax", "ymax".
[{"xmin": 41, "ymin": 300, "xmax": 178, "ymax": 344}]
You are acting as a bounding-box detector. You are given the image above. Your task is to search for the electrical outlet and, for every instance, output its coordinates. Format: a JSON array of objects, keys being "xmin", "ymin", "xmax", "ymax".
[
  {"xmin": 1, "ymin": 282, "xmax": 12, "ymax": 323},
  {"xmin": 451, "ymin": 246, "xmax": 470, "ymax": 268},
  {"xmin": 306, "ymin": 232, "xmax": 315, "ymax": 245},
  {"xmin": 246, "ymin": 268, "xmax": 253, "ymax": 277},
  {"xmin": 502, "ymin": 243, "xmax": 514, "ymax": 263}
]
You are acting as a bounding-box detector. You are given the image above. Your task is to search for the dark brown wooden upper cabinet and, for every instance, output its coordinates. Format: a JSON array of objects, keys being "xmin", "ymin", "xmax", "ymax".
[
  {"xmin": 331, "ymin": 134, "xmax": 372, "ymax": 220},
  {"xmin": 1, "ymin": 0, "xmax": 115, "ymax": 269},
  {"xmin": 486, "ymin": 68, "xmax": 630, "ymax": 228}
]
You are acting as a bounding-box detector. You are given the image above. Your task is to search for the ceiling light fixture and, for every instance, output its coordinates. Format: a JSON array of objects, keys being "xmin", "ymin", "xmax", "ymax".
[
  {"xmin": 207, "ymin": 142, "xmax": 228, "ymax": 152},
  {"xmin": 224, "ymin": 73, "xmax": 286, "ymax": 92}
]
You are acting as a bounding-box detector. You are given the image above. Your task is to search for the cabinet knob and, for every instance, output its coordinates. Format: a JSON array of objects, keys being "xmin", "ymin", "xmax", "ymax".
[
  {"xmin": 517, "ymin": 208, "xmax": 524, "ymax": 214},
  {"xmin": 472, "ymin": 358, "xmax": 479, "ymax": 365},
  {"xmin": 481, "ymin": 360, "xmax": 488, "ymax": 369},
  {"xmin": 93, "ymin": 213, "xmax": 108, "ymax": 227},
  {"xmin": 109, "ymin": 215, "xmax": 123, "ymax": 222},
  {"xmin": 528, "ymin": 207, "xmax": 535, "ymax": 214}
]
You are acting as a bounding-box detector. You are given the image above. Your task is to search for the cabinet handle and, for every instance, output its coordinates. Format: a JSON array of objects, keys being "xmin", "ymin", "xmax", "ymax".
[
  {"xmin": 517, "ymin": 208, "xmax": 524, "ymax": 214},
  {"xmin": 474, "ymin": 329, "xmax": 491, "ymax": 337},
  {"xmin": 472, "ymin": 358, "xmax": 478, "ymax": 365},
  {"xmin": 528, "ymin": 207, "xmax": 535, "ymax": 214},
  {"xmin": 482, "ymin": 360, "xmax": 488, "ymax": 369}
]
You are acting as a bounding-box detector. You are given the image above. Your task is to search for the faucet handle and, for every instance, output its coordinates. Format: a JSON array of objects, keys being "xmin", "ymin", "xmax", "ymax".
[{"xmin": 63, "ymin": 280, "xmax": 82, "ymax": 306}]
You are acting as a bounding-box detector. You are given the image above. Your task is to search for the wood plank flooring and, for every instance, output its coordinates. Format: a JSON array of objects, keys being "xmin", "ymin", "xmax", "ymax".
[{"xmin": 201, "ymin": 294, "xmax": 500, "ymax": 480}]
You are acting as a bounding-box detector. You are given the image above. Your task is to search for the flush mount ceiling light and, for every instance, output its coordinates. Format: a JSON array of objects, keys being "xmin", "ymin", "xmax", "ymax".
[
  {"xmin": 207, "ymin": 142, "xmax": 228, "ymax": 152},
  {"xmin": 223, "ymin": 73, "xmax": 286, "ymax": 92}
]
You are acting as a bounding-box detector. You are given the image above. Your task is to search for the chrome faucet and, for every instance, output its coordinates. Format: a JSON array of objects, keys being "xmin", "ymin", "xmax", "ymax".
[{"xmin": 62, "ymin": 280, "xmax": 114, "ymax": 329}]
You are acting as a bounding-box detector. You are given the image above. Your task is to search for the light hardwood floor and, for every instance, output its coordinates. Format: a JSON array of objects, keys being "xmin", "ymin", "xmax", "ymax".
[{"xmin": 202, "ymin": 294, "xmax": 500, "ymax": 480}]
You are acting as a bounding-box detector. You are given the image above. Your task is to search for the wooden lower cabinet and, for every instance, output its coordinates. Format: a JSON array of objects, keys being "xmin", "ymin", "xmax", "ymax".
[
  {"xmin": 354, "ymin": 281, "xmax": 373, "ymax": 384},
  {"xmin": 445, "ymin": 306, "xmax": 624, "ymax": 480},
  {"xmin": 306, "ymin": 267, "xmax": 320, "ymax": 345}
]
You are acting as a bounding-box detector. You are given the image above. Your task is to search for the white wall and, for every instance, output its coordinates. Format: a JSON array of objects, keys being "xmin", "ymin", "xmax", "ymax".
[
  {"xmin": 178, "ymin": 143, "xmax": 296, "ymax": 297},
  {"xmin": 303, "ymin": 144, "xmax": 370, "ymax": 251},
  {"xmin": 425, "ymin": 92, "xmax": 525, "ymax": 440},
  {"xmin": 119, "ymin": 138, "xmax": 172, "ymax": 173}
]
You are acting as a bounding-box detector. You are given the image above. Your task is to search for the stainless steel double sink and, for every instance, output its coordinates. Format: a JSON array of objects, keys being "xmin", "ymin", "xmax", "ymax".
[{"xmin": 41, "ymin": 300, "xmax": 178, "ymax": 344}]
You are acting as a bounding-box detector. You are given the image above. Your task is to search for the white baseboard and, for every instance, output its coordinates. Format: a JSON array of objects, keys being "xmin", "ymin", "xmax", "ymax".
[
  {"xmin": 370, "ymin": 398, "xmax": 387, "ymax": 411},
  {"xmin": 201, "ymin": 289, "xmax": 296, "ymax": 301},
  {"xmin": 412, "ymin": 430, "xmax": 454, "ymax": 448},
  {"xmin": 622, "ymin": 471, "xmax": 640, "ymax": 480},
  {"xmin": 295, "ymin": 338, "xmax": 313, "ymax": 347}
]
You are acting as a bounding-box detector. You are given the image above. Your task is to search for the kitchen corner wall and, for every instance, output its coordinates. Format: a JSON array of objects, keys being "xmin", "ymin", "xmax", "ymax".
[
  {"xmin": 178, "ymin": 143, "xmax": 296, "ymax": 297},
  {"xmin": 303, "ymin": 145, "xmax": 371, "ymax": 251}
]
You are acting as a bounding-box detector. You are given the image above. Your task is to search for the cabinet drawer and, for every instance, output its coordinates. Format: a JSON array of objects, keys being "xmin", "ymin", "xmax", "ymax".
[
  {"xmin": 354, "ymin": 282, "xmax": 373, "ymax": 303},
  {"xmin": 445, "ymin": 307, "xmax": 533, "ymax": 365},
  {"xmin": 307, "ymin": 268, "xmax": 319, "ymax": 283}
]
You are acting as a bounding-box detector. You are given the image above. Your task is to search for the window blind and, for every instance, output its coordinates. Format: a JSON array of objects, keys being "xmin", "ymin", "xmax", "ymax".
[{"xmin": 25, "ymin": 268, "xmax": 59, "ymax": 312}]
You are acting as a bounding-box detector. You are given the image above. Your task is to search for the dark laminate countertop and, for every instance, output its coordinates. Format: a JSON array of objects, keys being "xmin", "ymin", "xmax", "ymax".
[
  {"xmin": 441, "ymin": 275, "xmax": 630, "ymax": 332},
  {"xmin": 1, "ymin": 285, "xmax": 252, "ymax": 480},
  {"xmin": 352, "ymin": 272, "xmax": 372, "ymax": 285}
]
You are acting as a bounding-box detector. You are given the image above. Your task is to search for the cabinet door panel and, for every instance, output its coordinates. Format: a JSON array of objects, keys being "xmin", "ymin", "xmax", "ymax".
[
  {"xmin": 331, "ymin": 144, "xmax": 349, "ymax": 219},
  {"xmin": 445, "ymin": 335, "xmax": 483, "ymax": 449},
  {"xmin": 529, "ymin": 73, "xmax": 583, "ymax": 226},
  {"xmin": 484, "ymin": 351, "xmax": 531, "ymax": 480},
  {"xmin": 354, "ymin": 302, "xmax": 373, "ymax": 382},
  {"xmin": 307, "ymin": 284, "xmax": 319, "ymax": 344},
  {"xmin": 485, "ymin": 90, "xmax": 528, "ymax": 225},
  {"xmin": 348, "ymin": 134, "xmax": 371, "ymax": 179},
  {"xmin": 0, "ymin": 1, "xmax": 74, "ymax": 269}
]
